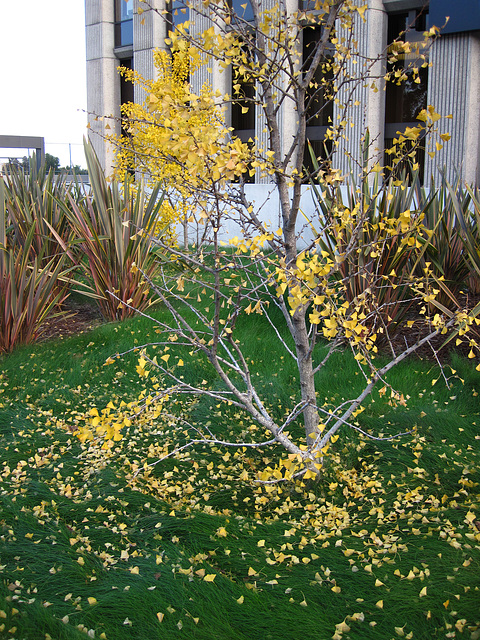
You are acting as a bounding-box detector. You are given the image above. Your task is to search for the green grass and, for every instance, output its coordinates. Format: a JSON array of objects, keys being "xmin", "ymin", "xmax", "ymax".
[{"xmin": 1, "ymin": 302, "xmax": 479, "ymax": 640}]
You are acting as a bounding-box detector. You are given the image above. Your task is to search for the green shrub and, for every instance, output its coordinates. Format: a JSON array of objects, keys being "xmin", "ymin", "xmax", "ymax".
[
  {"xmin": 309, "ymin": 144, "xmax": 423, "ymax": 342},
  {"xmin": 0, "ymin": 181, "xmax": 71, "ymax": 353},
  {"xmin": 458, "ymin": 183, "xmax": 480, "ymax": 296},
  {"xmin": 61, "ymin": 143, "xmax": 166, "ymax": 321},
  {"xmin": 414, "ymin": 174, "xmax": 472, "ymax": 309},
  {"xmin": 2, "ymin": 155, "xmax": 76, "ymax": 280}
]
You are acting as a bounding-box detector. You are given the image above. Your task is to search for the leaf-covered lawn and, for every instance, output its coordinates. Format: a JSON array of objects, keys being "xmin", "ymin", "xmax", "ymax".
[{"xmin": 0, "ymin": 315, "xmax": 479, "ymax": 640}]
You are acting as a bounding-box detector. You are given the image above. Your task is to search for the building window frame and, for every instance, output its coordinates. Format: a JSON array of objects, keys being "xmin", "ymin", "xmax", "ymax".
[
  {"xmin": 302, "ymin": 23, "xmax": 334, "ymax": 181},
  {"xmin": 384, "ymin": 7, "xmax": 430, "ymax": 182},
  {"xmin": 114, "ymin": 0, "xmax": 134, "ymax": 48},
  {"xmin": 166, "ymin": 0, "xmax": 190, "ymax": 33}
]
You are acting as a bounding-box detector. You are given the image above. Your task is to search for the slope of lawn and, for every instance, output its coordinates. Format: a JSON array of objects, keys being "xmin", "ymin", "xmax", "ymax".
[{"xmin": 0, "ymin": 303, "xmax": 479, "ymax": 640}]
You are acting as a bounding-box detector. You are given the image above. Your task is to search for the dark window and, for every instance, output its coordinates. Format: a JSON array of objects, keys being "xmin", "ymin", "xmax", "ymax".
[
  {"xmin": 119, "ymin": 58, "xmax": 134, "ymax": 137},
  {"xmin": 384, "ymin": 9, "xmax": 429, "ymax": 182},
  {"xmin": 303, "ymin": 26, "xmax": 334, "ymax": 180},
  {"xmin": 301, "ymin": 0, "xmax": 319, "ymax": 12},
  {"xmin": 385, "ymin": 64, "xmax": 428, "ymax": 125},
  {"xmin": 231, "ymin": 41, "xmax": 255, "ymax": 182},
  {"xmin": 385, "ymin": 11, "xmax": 429, "ymax": 125},
  {"xmin": 231, "ymin": 81, "xmax": 255, "ymax": 140},
  {"xmin": 114, "ymin": 0, "xmax": 133, "ymax": 47},
  {"xmin": 120, "ymin": 58, "xmax": 134, "ymax": 107},
  {"xmin": 166, "ymin": 0, "xmax": 190, "ymax": 32},
  {"xmin": 230, "ymin": 0, "xmax": 254, "ymax": 23}
]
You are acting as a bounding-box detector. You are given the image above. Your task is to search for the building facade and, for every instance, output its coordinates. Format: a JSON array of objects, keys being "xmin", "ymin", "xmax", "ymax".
[{"xmin": 85, "ymin": 0, "xmax": 480, "ymax": 188}]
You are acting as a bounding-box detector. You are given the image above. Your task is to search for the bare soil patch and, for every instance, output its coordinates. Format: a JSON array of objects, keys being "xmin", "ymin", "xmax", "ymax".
[{"xmin": 39, "ymin": 299, "xmax": 103, "ymax": 343}]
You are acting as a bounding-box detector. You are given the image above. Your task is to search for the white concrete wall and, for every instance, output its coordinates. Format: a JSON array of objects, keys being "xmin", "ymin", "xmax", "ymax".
[{"xmin": 176, "ymin": 183, "xmax": 339, "ymax": 248}]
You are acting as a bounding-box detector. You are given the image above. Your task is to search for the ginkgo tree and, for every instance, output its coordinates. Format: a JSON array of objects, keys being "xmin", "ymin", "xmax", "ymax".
[
  {"xmin": 95, "ymin": 0, "xmax": 480, "ymax": 481},
  {"xmin": 111, "ymin": 45, "xmax": 251, "ymax": 246}
]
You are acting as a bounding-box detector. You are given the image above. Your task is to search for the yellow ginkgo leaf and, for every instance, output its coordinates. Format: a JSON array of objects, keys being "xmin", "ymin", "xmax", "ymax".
[{"xmin": 204, "ymin": 574, "xmax": 216, "ymax": 582}]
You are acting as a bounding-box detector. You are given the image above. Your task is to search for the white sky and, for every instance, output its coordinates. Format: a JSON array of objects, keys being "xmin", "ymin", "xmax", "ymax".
[{"xmin": 0, "ymin": 0, "xmax": 87, "ymax": 168}]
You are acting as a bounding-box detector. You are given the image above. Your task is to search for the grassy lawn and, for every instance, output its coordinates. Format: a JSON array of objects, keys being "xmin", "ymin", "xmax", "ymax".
[{"xmin": 1, "ymin": 303, "xmax": 479, "ymax": 640}]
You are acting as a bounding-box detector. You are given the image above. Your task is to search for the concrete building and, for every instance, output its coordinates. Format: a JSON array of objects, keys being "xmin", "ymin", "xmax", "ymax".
[{"xmin": 85, "ymin": 0, "xmax": 480, "ymax": 188}]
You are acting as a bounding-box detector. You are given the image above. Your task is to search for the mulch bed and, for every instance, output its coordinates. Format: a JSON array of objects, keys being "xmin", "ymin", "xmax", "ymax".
[
  {"xmin": 387, "ymin": 293, "xmax": 480, "ymax": 363},
  {"xmin": 38, "ymin": 299, "xmax": 104, "ymax": 343}
]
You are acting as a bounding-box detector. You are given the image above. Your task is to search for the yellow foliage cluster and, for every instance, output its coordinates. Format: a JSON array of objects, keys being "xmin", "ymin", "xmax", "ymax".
[
  {"xmin": 229, "ymin": 190, "xmax": 480, "ymax": 367},
  {"xmin": 76, "ymin": 402, "xmax": 134, "ymax": 445},
  {"xmin": 75, "ymin": 393, "xmax": 167, "ymax": 448},
  {"xmin": 386, "ymin": 106, "xmax": 451, "ymax": 167},
  {"xmin": 155, "ymin": 199, "xmax": 183, "ymax": 245},
  {"xmin": 111, "ymin": 46, "xmax": 253, "ymax": 235}
]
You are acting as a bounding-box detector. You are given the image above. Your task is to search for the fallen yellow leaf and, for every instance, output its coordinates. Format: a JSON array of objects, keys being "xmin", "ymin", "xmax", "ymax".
[{"xmin": 204, "ymin": 574, "xmax": 216, "ymax": 582}]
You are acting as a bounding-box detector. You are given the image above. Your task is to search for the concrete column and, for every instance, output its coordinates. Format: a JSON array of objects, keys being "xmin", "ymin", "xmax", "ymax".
[
  {"xmin": 281, "ymin": 0, "xmax": 301, "ymax": 170},
  {"xmin": 255, "ymin": 0, "xmax": 281, "ymax": 183},
  {"xmin": 189, "ymin": 0, "xmax": 212, "ymax": 95},
  {"xmin": 464, "ymin": 33, "xmax": 480, "ymax": 184},
  {"xmin": 365, "ymin": 0, "xmax": 387, "ymax": 172},
  {"xmin": 133, "ymin": 0, "xmax": 168, "ymax": 105},
  {"xmin": 333, "ymin": 3, "xmax": 370, "ymax": 181},
  {"xmin": 424, "ymin": 32, "xmax": 470, "ymax": 184},
  {"xmin": 213, "ymin": 19, "xmax": 231, "ymax": 124},
  {"xmin": 85, "ymin": 0, "xmax": 119, "ymax": 173}
]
